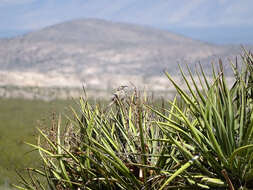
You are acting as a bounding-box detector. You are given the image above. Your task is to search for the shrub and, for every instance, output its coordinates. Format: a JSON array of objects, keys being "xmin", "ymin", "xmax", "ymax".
[
  {"xmin": 14, "ymin": 50, "xmax": 253, "ymax": 189},
  {"xmin": 150, "ymin": 49, "xmax": 253, "ymax": 189},
  {"xmin": 14, "ymin": 90, "xmax": 184, "ymax": 189}
]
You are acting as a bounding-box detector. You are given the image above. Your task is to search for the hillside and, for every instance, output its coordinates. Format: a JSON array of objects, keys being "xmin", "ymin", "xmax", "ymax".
[{"xmin": 0, "ymin": 18, "xmax": 246, "ymax": 92}]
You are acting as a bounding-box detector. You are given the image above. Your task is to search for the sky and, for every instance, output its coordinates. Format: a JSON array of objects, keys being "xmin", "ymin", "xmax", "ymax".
[{"xmin": 0, "ymin": 0, "xmax": 252, "ymax": 44}]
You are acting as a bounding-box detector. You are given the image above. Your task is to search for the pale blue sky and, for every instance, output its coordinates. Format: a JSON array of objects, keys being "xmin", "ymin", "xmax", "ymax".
[{"xmin": 0, "ymin": 0, "xmax": 252, "ymax": 44}]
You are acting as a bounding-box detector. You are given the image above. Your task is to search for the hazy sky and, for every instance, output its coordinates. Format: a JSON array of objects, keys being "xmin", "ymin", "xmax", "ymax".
[{"xmin": 0, "ymin": 0, "xmax": 252, "ymax": 44}]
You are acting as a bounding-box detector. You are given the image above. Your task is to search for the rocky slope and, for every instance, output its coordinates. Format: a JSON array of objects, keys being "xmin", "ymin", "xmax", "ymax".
[{"xmin": 0, "ymin": 18, "xmax": 247, "ymax": 92}]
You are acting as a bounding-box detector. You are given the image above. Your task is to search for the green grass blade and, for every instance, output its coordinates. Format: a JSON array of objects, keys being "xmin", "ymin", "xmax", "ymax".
[{"xmin": 159, "ymin": 155, "xmax": 199, "ymax": 190}]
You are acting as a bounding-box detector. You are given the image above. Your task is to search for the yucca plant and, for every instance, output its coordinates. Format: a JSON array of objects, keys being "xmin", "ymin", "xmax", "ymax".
[
  {"xmin": 14, "ymin": 50, "xmax": 253, "ymax": 190},
  {"xmin": 150, "ymin": 50, "xmax": 253, "ymax": 189},
  {"xmin": 14, "ymin": 89, "xmax": 188, "ymax": 189}
]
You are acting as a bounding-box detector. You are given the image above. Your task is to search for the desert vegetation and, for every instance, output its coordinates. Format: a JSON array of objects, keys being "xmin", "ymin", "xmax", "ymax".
[{"xmin": 13, "ymin": 50, "xmax": 253, "ymax": 189}]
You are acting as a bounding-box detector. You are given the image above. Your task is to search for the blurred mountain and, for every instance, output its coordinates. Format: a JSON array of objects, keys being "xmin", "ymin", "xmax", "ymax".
[
  {"xmin": 0, "ymin": 18, "xmax": 249, "ymax": 91},
  {"xmin": 1, "ymin": 0, "xmax": 252, "ymax": 44}
]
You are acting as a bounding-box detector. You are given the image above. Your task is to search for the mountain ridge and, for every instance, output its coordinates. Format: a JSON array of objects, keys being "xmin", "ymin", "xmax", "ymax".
[{"xmin": 0, "ymin": 18, "xmax": 248, "ymax": 92}]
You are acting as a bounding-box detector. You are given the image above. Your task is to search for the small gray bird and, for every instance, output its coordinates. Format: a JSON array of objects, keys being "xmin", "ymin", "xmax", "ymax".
[{"xmin": 105, "ymin": 85, "xmax": 128, "ymax": 109}]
